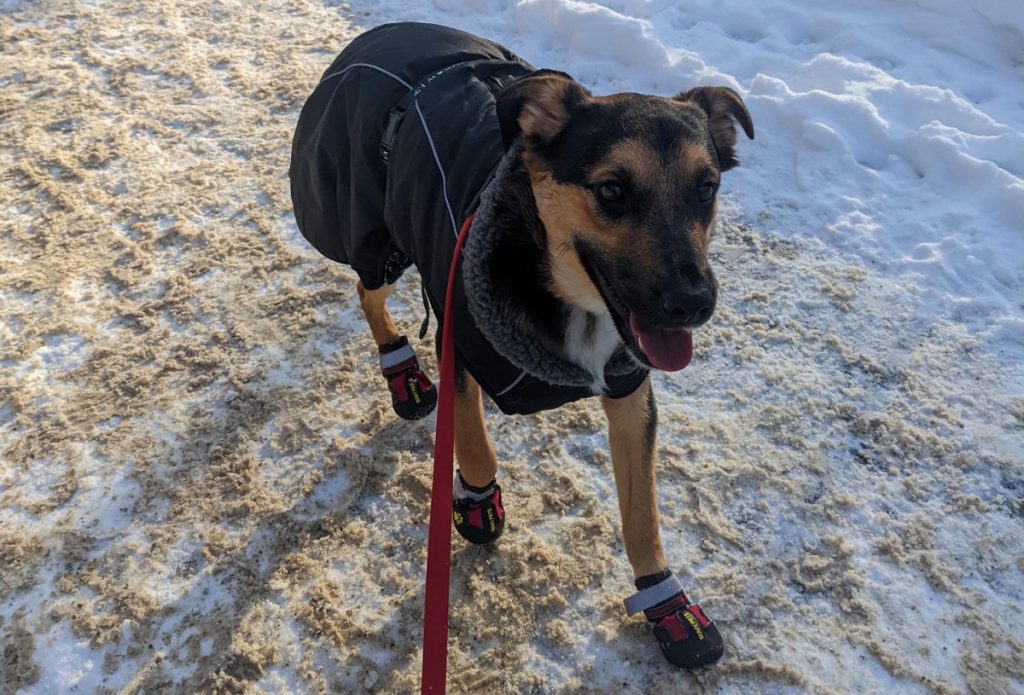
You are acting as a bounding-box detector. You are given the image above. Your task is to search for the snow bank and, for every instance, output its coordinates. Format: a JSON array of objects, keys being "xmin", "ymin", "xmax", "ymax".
[{"xmin": 364, "ymin": 0, "xmax": 1024, "ymax": 359}]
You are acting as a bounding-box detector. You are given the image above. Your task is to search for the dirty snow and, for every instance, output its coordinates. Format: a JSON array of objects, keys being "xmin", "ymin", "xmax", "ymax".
[{"xmin": 1, "ymin": 0, "xmax": 1022, "ymax": 693}]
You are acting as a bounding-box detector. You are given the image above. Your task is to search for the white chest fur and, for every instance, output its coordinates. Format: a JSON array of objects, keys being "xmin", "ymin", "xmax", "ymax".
[{"xmin": 563, "ymin": 309, "xmax": 623, "ymax": 392}]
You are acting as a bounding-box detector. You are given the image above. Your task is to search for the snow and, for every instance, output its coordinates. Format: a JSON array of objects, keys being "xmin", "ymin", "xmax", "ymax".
[
  {"xmin": 1, "ymin": 0, "xmax": 1022, "ymax": 693},
  {"xmin": 368, "ymin": 0, "xmax": 1024, "ymax": 351}
]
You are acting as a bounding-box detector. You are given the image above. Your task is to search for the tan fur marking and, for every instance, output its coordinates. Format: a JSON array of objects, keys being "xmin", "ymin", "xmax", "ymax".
[
  {"xmin": 357, "ymin": 280, "xmax": 400, "ymax": 347},
  {"xmin": 524, "ymin": 159, "xmax": 608, "ymax": 312},
  {"xmin": 601, "ymin": 377, "xmax": 666, "ymax": 578},
  {"xmin": 588, "ymin": 139, "xmax": 661, "ymax": 192},
  {"xmin": 687, "ymin": 221, "xmax": 713, "ymax": 256},
  {"xmin": 679, "ymin": 141, "xmax": 718, "ymax": 186},
  {"xmin": 454, "ymin": 371, "xmax": 499, "ymax": 488}
]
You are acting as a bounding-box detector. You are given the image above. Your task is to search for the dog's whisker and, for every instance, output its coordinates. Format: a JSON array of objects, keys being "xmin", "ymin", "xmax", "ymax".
[{"xmin": 554, "ymin": 240, "xmax": 573, "ymax": 263}]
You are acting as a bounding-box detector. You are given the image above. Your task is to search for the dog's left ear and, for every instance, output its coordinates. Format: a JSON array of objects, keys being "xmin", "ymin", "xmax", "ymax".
[
  {"xmin": 675, "ymin": 87, "xmax": 755, "ymax": 170},
  {"xmin": 498, "ymin": 71, "xmax": 591, "ymax": 142}
]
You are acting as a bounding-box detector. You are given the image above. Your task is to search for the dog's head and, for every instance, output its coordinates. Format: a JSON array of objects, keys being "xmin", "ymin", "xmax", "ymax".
[{"xmin": 498, "ymin": 73, "xmax": 754, "ymax": 371}]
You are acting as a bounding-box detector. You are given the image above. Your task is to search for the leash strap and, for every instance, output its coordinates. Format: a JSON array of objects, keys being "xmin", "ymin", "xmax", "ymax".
[{"xmin": 421, "ymin": 214, "xmax": 474, "ymax": 694}]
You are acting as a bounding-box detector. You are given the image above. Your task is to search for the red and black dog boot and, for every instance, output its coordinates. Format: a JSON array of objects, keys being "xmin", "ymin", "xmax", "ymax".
[
  {"xmin": 452, "ymin": 471, "xmax": 505, "ymax": 544},
  {"xmin": 379, "ymin": 336, "xmax": 437, "ymax": 421},
  {"xmin": 624, "ymin": 570, "xmax": 725, "ymax": 669}
]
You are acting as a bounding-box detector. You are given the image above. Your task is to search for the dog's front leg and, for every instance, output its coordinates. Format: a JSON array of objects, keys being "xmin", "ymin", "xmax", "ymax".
[
  {"xmin": 453, "ymin": 364, "xmax": 498, "ymax": 487},
  {"xmin": 602, "ymin": 376, "xmax": 725, "ymax": 669},
  {"xmin": 601, "ymin": 376, "xmax": 666, "ymax": 577},
  {"xmin": 450, "ymin": 363, "xmax": 505, "ymax": 544}
]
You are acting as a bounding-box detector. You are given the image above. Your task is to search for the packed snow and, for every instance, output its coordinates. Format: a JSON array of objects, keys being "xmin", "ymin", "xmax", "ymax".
[{"xmin": 1, "ymin": 0, "xmax": 1021, "ymax": 693}]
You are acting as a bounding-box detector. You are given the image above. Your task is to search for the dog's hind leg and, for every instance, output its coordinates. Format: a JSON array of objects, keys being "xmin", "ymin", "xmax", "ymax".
[
  {"xmin": 358, "ymin": 280, "xmax": 437, "ymax": 420},
  {"xmin": 602, "ymin": 377, "xmax": 725, "ymax": 670},
  {"xmin": 451, "ymin": 364, "xmax": 505, "ymax": 544},
  {"xmin": 357, "ymin": 280, "xmax": 401, "ymax": 347}
]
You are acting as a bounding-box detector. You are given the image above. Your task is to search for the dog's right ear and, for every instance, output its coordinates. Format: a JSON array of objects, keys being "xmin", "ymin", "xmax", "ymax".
[{"xmin": 497, "ymin": 71, "xmax": 590, "ymax": 141}]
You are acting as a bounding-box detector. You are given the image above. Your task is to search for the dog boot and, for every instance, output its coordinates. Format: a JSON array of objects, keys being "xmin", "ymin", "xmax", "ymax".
[
  {"xmin": 379, "ymin": 336, "xmax": 437, "ymax": 420},
  {"xmin": 452, "ymin": 471, "xmax": 505, "ymax": 544},
  {"xmin": 624, "ymin": 570, "xmax": 725, "ymax": 669}
]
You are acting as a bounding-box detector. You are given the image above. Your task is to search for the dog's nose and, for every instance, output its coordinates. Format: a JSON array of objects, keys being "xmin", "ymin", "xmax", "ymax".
[{"xmin": 659, "ymin": 286, "xmax": 715, "ymax": 326}]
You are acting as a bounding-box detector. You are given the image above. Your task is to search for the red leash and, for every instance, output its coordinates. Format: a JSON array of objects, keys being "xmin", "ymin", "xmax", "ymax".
[{"xmin": 421, "ymin": 214, "xmax": 474, "ymax": 694}]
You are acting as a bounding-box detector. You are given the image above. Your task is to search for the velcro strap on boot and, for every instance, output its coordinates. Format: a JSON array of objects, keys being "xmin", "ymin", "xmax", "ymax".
[
  {"xmin": 623, "ymin": 573, "xmax": 686, "ymax": 616},
  {"xmin": 453, "ymin": 472, "xmax": 495, "ymax": 502},
  {"xmin": 379, "ymin": 342, "xmax": 417, "ymax": 372}
]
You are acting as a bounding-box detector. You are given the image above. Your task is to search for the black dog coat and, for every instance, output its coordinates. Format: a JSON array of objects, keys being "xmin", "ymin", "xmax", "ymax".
[{"xmin": 289, "ymin": 22, "xmax": 648, "ymax": 415}]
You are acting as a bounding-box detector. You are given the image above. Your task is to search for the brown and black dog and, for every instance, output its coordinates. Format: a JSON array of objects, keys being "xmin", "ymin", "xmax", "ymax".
[{"xmin": 290, "ymin": 22, "xmax": 754, "ymax": 670}]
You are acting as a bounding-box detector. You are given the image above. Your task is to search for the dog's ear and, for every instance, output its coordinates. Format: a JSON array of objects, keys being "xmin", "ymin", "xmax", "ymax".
[
  {"xmin": 498, "ymin": 71, "xmax": 590, "ymax": 141},
  {"xmin": 675, "ymin": 87, "xmax": 754, "ymax": 170}
]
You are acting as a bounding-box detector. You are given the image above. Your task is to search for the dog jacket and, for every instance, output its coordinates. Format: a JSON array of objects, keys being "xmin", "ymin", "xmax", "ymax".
[{"xmin": 289, "ymin": 22, "xmax": 648, "ymax": 415}]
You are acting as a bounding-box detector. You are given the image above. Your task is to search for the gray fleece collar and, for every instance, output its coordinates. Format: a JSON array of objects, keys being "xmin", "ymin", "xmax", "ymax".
[{"xmin": 461, "ymin": 143, "xmax": 638, "ymax": 388}]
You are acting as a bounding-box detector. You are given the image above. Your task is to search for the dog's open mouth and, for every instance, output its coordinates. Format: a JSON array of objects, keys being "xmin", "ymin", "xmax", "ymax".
[{"xmin": 576, "ymin": 243, "xmax": 693, "ymax": 372}]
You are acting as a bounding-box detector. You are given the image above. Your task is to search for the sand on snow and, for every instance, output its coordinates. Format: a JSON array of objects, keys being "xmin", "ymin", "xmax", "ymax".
[{"xmin": 1, "ymin": 1, "xmax": 1022, "ymax": 693}]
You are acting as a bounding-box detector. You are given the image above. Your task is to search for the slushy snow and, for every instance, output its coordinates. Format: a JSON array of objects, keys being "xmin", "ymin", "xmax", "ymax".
[{"xmin": 1, "ymin": 0, "xmax": 1021, "ymax": 693}]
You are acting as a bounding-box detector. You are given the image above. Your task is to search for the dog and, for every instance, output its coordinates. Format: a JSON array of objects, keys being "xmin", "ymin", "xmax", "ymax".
[{"xmin": 289, "ymin": 22, "xmax": 754, "ymax": 669}]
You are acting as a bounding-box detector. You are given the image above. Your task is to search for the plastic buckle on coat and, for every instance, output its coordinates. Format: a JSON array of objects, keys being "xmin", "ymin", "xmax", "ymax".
[{"xmin": 380, "ymin": 106, "xmax": 405, "ymax": 164}]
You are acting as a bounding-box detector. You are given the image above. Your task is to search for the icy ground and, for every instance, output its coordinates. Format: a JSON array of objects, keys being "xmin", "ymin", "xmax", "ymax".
[{"xmin": 1, "ymin": 0, "xmax": 1022, "ymax": 693}]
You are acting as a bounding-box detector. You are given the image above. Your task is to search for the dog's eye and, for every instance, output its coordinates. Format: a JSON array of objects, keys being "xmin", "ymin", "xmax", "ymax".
[
  {"xmin": 597, "ymin": 182, "xmax": 622, "ymax": 203},
  {"xmin": 697, "ymin": 182, "xmax": 718, "ymax": 203}
]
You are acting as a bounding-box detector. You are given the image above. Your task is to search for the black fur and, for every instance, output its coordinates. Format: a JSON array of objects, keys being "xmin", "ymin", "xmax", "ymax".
[
  {"xmin": 486, "ymin": 157, "xmax": 574, "ymax": 357},
  {"xmin": 643, "ymin": 381, "xmax": 658, "ymax": 454},
  {"xmin": 542, "ymin": 97, "xmax": 714, "ymax": 188}
]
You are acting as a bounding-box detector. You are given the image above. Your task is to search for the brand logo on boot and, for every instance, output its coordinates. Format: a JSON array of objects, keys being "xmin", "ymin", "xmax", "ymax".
[{"xmin": 683, "ymin": 611, "xmax": 705, "ymax": 640}]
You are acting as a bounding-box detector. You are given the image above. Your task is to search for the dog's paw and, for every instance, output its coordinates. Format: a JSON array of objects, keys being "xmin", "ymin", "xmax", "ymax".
[
  {"xmin": 650, "ymin": 603, "xmax": 724, "ymax": 670},
  {"xmin": 452, "ymin": 475, "xmax": 504, "ymax": 544},
  {"xmin": 625, "ymin": 571, "xmax": 725, "ymax": 670},
  {"xmin": 379, "ymin": 336, "xmax": 437, "ymax": 420},
  {"xmin": 390, "ymin": 373, "xmax": 437, "ymax": 420}
]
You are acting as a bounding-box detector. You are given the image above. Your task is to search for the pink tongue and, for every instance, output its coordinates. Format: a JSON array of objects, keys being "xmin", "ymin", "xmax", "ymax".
[{"xmin": 629, "ymin": 315, "xmax": 693, "ymax": 371}]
